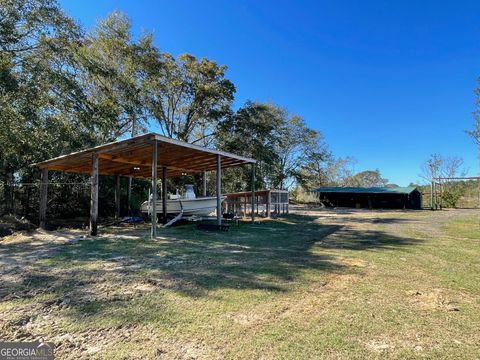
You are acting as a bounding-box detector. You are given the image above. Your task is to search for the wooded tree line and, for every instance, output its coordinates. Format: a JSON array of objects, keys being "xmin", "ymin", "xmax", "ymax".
[{"xmin": 0, "ymin": 0, "xmax": 409, "ymax": 221}]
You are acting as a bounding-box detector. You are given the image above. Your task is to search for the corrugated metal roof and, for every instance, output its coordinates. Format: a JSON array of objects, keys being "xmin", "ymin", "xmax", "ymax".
[{"xmin": 312, "ymin": 186, "xmax": 418, "ymax": 194}]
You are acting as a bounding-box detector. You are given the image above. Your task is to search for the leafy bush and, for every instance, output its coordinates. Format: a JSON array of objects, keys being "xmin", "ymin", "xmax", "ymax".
[
  {"xmin": 292, "ymin": 186, "xmax": 320, "ymax": 204},
  {"xmin": 441, "ymin": 189, "xmax": 463, "ymax": 208}
]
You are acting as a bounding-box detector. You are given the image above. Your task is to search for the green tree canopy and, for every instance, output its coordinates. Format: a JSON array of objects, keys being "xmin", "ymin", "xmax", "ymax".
[
  {"xmin": 143, "ymin": 53, "xmax": 235, "ymax": 144},
  {"xmin": 0, "ymin": 0, "xmax": 102, "ymax": 176},
  {"xmin": 345, "ymin": 170, "xmax": 388, "ymax": 187},
  {"xmin": 0, "ymin": 0, "xmax": 351, "ymax": 219},
  {"xmin": 76, "ymin": 11, "xmax": 158, "ymax": 139},
  {"xmin": 217, "ymin": 101, "xmax": 330, "ymax": 191}
]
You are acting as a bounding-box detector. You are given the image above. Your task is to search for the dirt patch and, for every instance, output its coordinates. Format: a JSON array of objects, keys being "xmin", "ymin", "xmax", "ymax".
[
  {"xmin": 153, "ymin": 337, "xmax": 214, "ymax": 360},
  {"xmin": 323, "ymin": 274, "xmax": 360, "ymax": 291},
  {"xmin": 1, "ymin": 208, "xmax": 478, "ymax": 358},
  {"xmin": 0, "ymin": 229, "xmax": 89, "ymax": 278},
  {"xmin": 336, "ymin": 257, "xmax": 369, "ymax": 268},
  {"xmin": 224, "ymin": 312, "xmax": 265, "ymax": 326},
  {"xmin": 407, "ymin": 289, "xmax": 460, "ymax": 312},
  {"xmin": 365, "ymin": 339, "xmax": 394, "ymax": 353}
]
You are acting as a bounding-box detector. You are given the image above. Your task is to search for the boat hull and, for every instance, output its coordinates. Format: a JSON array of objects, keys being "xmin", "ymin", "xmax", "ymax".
[{"xmin": 140, "ymin": 196, "xmax": 226, "ymax": 216}]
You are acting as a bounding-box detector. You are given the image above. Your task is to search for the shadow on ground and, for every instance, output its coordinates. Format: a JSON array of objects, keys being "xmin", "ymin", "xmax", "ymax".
[{"xmin": 0, "ymin": 213, "xmax": 423, "ymax": 326}]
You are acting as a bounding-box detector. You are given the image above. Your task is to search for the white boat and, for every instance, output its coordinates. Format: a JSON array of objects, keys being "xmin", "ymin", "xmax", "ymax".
[{"xmin": 140, "ymin": 196, "xmax": 226, "ymax": 216}]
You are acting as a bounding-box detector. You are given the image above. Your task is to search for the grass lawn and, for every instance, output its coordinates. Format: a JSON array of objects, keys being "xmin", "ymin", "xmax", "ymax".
[{"xmin": 0, "ymin": 208, "xmax": 479, "ymax": 359}]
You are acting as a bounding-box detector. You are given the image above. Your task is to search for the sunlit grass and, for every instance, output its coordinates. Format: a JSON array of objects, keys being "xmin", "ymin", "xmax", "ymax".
[
  {"xmin": 1, "ymin": 210, "xmax": 479, "ymax": 359},
  {"xmin": 443, "ymin": 215, "xmax": 480, "ymax": 240}
]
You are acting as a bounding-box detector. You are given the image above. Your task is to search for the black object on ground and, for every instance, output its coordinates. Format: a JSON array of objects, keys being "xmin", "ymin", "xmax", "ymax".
[
  {"xmin": 123, "ymin": 216, "xmax": 144, "ymax": 223},
  {"xmin": 197, "ymin": 223, "xmax": 230, "ymax": 232},
  {"xmin": 0, "ymin": 228, "xmax": 13, "ymax": 238}
]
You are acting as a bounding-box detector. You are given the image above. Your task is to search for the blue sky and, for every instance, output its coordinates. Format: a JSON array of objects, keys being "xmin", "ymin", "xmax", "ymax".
[{"xmin": 60, "ymin": 0, "xmax": 480, "ymax": 186}]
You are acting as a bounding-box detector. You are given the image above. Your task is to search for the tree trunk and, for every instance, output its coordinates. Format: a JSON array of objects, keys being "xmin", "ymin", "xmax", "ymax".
[
  {"xmin": 23, "ymin": 174, "xmax": 31, "ymax": 218},
  {"xmin": 3, "ymin": 168, "xmax": 14, "ymax": 214},
  {"xmin": 39, "ymin": 169, "xmax": 48, "ymax": 229},
  {"xmin": 2, "ymin": 171, "xmax": 8, "ymax": 215},
  {"xmin": 127, "ymin": 116, "xmax": 137, "ymax": 216}
]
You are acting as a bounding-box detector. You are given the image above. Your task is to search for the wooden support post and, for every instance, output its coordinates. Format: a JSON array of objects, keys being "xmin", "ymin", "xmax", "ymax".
[
  {"xmin": 476, "ymin": 176, "xmax": 480, "ymax": 210},
  {"xmin": 115, "ymin": 175, "xmax": 120, "ymax": 219},
  {"xmin": 151, "ymin": 140, "xmax": 158, "ymax": 239},
  {"xmin": 266, "ymin": 190, "xmax": 271, "ymax": 218},
  {"xmin": 243, "ymin": 196, "xmax": 247, "ymax": 218},
  {"xmin": 202, "ymin": 171, "xmax": 207, "ymax": 197},
  {"xmin": 90, "ymin": 153, "xmax": 99, "ymax": 236},
  {"xmin": 251, "ymin": 164, "xmax": 256, "ymax": 222},
  {"xmin": 39, "ymin": 168, "xmax": 48, "ymax": 229},
  {"xmin": 439, "ymin": 182, "xmax": 443, "ymax": 210},
  {"xmin": 162, "ymin": 166, "xmax": 167, "ymax": 224},
  {"xmin": 216, "ymin": 154, "xmax": 222, "ymax": 225},
  {"xmin": 430, "ymin": 181, "xmax": 434, "ymax": 210},
  {"xmin": 127, "ymin": 176, "xmax": 132, "ymax": 216}
]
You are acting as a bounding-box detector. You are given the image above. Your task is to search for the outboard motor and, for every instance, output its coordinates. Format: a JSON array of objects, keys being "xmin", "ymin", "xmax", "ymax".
[{"xmin": 184, "ymin": 184, "xmax": 196, "ymax": 199}]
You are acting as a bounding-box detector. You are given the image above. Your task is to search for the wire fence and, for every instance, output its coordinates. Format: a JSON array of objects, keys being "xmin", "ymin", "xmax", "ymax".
[
  {"xmin": 0, "ymin": 178, "xmax": 151, "ymax": 226},
  {"xmin": 1, "ymin": 172, "xmax": 263, "ymax": 228},
  {"xmin": 421, "ymin": 178, "xmax": 480, "ymax": 209}
]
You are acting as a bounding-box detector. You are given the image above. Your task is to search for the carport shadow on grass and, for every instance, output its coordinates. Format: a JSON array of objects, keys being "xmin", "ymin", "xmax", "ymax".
[
  {"xmin": 1, "ymin": 214, "xmax": 423, "ymax": 323},
  {"xmin": 315, "ymin": 227, "xmax": 422, "ymax": 251}
]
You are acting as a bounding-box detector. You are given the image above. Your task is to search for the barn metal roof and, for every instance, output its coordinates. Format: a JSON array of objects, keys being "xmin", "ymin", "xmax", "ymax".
[{"xmin": 312, "ymin": 186, "xmax": 418, "ymax": 194}]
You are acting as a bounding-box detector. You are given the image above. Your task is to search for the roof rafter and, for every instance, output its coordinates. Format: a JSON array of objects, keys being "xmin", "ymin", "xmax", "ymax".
[{"xmin": 33, "ymin": 132, "xmax": 255, "ymax": 178}]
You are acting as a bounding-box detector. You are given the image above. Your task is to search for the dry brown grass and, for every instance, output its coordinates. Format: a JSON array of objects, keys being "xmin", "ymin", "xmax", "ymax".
[{"xmin": 0, "ymin": 208, "xmax": 479, "ymax": 359}]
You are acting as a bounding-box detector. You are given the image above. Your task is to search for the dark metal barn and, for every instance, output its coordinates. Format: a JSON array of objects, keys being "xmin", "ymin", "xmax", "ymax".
[{"xmin": 312, "ymin": 186, "xmax": 422, "ymax": 210}]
